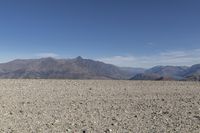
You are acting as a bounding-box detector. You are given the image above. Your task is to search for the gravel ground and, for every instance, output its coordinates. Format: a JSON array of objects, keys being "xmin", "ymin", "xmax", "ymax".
[{"xmin": 0, "ymin": 80, "xmax": 200, "ymax": 133}]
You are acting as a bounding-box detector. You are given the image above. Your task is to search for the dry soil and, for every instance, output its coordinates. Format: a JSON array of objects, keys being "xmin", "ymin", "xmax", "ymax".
[{"xmin": 0, "ymin": 80, "xmax": 200, "ymax": 133}]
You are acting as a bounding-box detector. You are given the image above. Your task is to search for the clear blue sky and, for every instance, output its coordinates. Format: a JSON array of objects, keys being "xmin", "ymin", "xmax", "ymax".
[{"xmin": 0, "ymin": 0, "xmax": 200, "ymax": 67}]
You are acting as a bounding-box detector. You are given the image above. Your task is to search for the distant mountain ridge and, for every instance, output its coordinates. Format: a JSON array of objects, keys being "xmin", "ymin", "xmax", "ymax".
[
  {"xmin": 131, "ymin": 64, "xmax": 200, "ymax": 81},
  {"xmin": 0, "ymin": 57, "xmax": 136, "ymax": 79},
  {"xmin": 0, "ymin": 57, "xmax": 200, "ymax": 80}
]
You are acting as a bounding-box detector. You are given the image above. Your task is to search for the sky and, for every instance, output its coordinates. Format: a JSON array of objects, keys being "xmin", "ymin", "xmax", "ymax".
[{"xmin": 0, "ymin": 0, "xmax": 200, "ymax": 68}]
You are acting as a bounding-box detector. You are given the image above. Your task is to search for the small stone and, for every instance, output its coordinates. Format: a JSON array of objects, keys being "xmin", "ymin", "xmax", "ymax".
[
  {"xmin": 188, "ymin": 111, "xmax": 192, "ymax": 114},
  {"xmin": 82, "ymin": 129, "xmax": 87, "ymax": 133},
  {"xmin": 112, "ymin": 117, "xmax": 116, "ymax": 121},
  {"xmin": 162, "ymin": 111, "xmax": 169, "ymax": 114},
  {"xmin": 104, "ymin": 128, "xmax": 112, "ymax": 133},
  {"xmin": 19, "ymin": 110, "xmax": 23, "ymax": 114},
  {"xmin": 55, "ymin": 119, "xmax": 60, "ymax": 123},
  {"xmin": 66, "ymin": 128, "xmax": 71, "ymax": 132},
  {"xmin": 194, "ymin": 116, "xmax": 200, "ymax": 121}
]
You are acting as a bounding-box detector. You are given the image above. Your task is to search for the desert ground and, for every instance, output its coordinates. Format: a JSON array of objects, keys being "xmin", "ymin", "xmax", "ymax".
[{"xmin": 0, "ymin": 80, "xmax": 200, "ymax": 133}]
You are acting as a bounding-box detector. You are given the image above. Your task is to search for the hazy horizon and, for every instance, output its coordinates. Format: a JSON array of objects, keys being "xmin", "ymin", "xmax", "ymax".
[{"xmin": 0, "ymin": 0, "xmax": 200, "ymax": 68}]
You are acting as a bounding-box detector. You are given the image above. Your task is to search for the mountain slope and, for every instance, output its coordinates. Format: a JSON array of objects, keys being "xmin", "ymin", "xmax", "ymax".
[
  {"xmin": 1, "ymin": 57, "xmax": 200, "ymax": 80},
  {"xmin": 145, "ymin": 66, "xmax": 188, "ymax": 77},
  {"xmin": 0, "ymin": 57, "xmax": 133, "ymax": 79},
  {"xmin": 131, "ymin": 65, "xmax": 200, "ymax": 81},
  {"xmin": 183, "ymin": 64, "xmax": 200, "ymax": 81},
  {"xmin": 130, "ymin": 73, "xmax": 161, "ymax": 80},
  {"xmin": 119, "ymin": 67, "xmax": 145, "ymax": 76}
]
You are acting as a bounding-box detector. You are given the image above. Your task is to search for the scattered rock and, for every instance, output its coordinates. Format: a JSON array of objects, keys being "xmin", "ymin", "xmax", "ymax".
[
  {"xmin": 194, "ymin": 116, "xmax": 200, "ymax": 121},
  {"xmin": 0, "ymin": 80, "xmax": 199, "ymax": 132},
  {"xmin": 82, "ymin": 129, "xmax": 87, "ymax": 133},
  {"xmin": 19, "ymin": 110, "xmax": 23, "ymax": 114},
  {"xmin": 162, "ymin": 111, "xmax": 169, "ymax": 114},
  {"xmin": 104, "ymin": 128, "xmax": 112, "ymax": 133}
]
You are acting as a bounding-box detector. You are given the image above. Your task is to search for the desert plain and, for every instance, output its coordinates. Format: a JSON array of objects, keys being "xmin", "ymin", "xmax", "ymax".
[{"xmin": 0, "ymin": 80, "xmax": 200, "ymax": 133}]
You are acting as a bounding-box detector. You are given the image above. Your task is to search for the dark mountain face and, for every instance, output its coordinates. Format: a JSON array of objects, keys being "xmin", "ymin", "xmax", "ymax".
[
  {"xmin": 183, "ymin": 64, "xmax": 200, "ymax": 81},
  {"xmin": 183, "ymin": 64, "xmax": 200, "ymax": 76},
  {"xmin": 0, "ymin": 57, "xmax": 133, "ymax": 79},
  {"xmin": 130, "ymin": 73, "xmax": 161, "ymax": 80},
  {"xmin": 130, "ymin": 65, "xmax": 200, "ymax": 81},
  {"xmin": 119, "ymin": 67, "xmax": 145, "ymax": 76}
]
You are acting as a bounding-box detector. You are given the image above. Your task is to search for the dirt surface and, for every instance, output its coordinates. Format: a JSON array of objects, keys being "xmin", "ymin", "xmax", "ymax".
[{"xmin": 0, "ymin": 80, "xmax": 200, "ymax": 133}]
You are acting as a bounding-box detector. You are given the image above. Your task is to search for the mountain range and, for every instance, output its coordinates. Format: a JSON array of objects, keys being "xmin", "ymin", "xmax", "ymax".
[
  {"xmin": 131, "ymin": 65, "xmax": 200, "ymax": 81},
  {"xmin": 0, "ymin": 57, "xmax": 199, "ymax": 81},
  {"xmin": 0, "ymin": 57, "xmax": 141, "ymax": 79}
]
